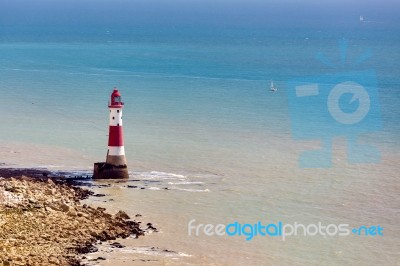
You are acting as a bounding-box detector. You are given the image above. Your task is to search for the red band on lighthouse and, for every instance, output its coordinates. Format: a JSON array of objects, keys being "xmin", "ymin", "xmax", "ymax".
[{"xmin": 108, "ymin": 126, "xmax": 124, "ymax": 146}]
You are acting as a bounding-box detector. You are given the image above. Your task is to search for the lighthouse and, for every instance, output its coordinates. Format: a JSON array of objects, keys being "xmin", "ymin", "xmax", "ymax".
[{"xmin": 93, "ymin": 88, "xmax": 129, "ymax": 179}]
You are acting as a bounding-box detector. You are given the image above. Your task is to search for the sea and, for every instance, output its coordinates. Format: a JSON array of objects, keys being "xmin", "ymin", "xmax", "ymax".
[{"xmin": 0, "ymin": 9, "xmax": 399, "ymax": 265}]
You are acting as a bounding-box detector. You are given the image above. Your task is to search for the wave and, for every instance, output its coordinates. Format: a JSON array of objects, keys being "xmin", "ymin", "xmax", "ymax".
[
  {"xmin": 117, "ymin": 246, "xmax": 192, "ymax": 257},
  {"xmin": 136, "ymin": 171, "xmax": 186, "ymax": 180},
  {"xmin": 167, "ymin": 181, "xmax": 204, "ymax": 185},
  {"xmin": 147, "ymin": 187, "xmax": 162, "ymax": 190},
  {"xmin": 170, "ymin": 187, "xmax": 210, "ymax": 193}
]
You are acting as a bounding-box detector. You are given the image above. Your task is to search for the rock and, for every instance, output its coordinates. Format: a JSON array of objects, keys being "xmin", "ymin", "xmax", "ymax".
[
  {"xmin": 48, "ymin": 256, "xmax": 59, "ymax": 264},
  {"xmin": 77, "ymin": 212, "xmax": 88, "ymax": 218},
  {"xmin": 37, "ymin": 212, "xmax": 46, "ymax": 218},
  {"xmin": 4, "ymin": 185, "xmax": 14, "ymax": 192},
  {"xmin": 110, "ymin": 242, "xmax": 125, "ymax": 248},
  {"xmin": 45, "ymin": 188, "xmax": 54, "ymax": 196},
  {"xmin": 76, "ymin": 244, "xmax": 98, "ymax": 254},
  {"xmin": 42, "ymin": 234, "xmax": 51, "ymax": 241},
  {"xmin": 49, "ymin": 203, "xmax": 61, "ymax": 211},
  {"xmin": 147, "ymin": 224, "xmax": 157, "ymax": 230},
  {"xmin": 28, "ymin": 198, "xmax": 37, "ymax": 204},
  {"xmin": 114, "ymin": 210, "xmax": 130, "ymax": 220},
  {"xmin": 97, "ymin": 207, "xmax": 106, "ymax": 212},
  {"xmin": 21, "ymin": 176, "xmax": 30, "ymax": 181},
  {"xmin": 89, "ymin": 231, "xmax": 98, "ymax": 238},
  {"xmin": 44, "ymin": 204, "xmax": 57, "ymax": 212},
  {"xmin": 16, "ymin": 235, "xmax": 26, "ymax": 240},
  {"xmin": 60, "ymin": 203, "xmax": 70, "ymax": 212},
  {"xmin": 67, "ymin": 207, "xmax": 77, "ymax": 217},
  {"xmin": 77, "ymin": 217, "xmax": 87, "ymax": 223}
]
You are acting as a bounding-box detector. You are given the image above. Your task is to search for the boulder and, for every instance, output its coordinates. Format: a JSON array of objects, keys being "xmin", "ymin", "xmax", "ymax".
[{"xmin": 114, "ymin": 210, "xmax": 130, "ymax": 220}]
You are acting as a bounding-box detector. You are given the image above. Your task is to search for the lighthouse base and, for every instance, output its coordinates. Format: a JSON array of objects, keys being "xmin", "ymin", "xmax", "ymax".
[{"xmin": 93, "ymin": 162, "xmax": 129, "ymax": 179}]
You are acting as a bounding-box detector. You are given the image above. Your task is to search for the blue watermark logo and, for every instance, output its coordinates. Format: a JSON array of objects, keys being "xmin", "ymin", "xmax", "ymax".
[
  {"xmin": 287, "ymin": 39, "xmax": 381, "ymax": 168},
  {"xmin": 188, "ymin": 219, "xmax": 383, "ymax": 241}
]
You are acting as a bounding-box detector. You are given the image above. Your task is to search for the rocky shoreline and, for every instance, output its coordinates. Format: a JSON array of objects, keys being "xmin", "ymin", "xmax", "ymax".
[{"xmin": 0, "ymin": 169, "xmax": 153, "ymax": 265}]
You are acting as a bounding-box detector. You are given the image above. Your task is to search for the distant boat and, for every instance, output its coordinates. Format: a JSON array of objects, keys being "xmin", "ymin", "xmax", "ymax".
[
  {"xmin": 360, "ymin": 16, "xmax": 364, "ymax": 22},
  {"xmin": 270, "ymin": 80, "xmax": 277, "ymax": 92}
]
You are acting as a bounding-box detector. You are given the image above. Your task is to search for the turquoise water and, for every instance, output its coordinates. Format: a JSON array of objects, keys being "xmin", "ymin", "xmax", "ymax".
[
  {"xmin": 1, "ymin": 27, "xmax": 399, "ymax": 168},
  {"xmin": 1, "ymin": 23, "xmax": 400, "ymax": 265}
]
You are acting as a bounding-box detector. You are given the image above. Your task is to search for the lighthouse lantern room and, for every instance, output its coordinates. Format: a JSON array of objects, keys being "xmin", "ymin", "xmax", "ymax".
[{"xmin": 110, "ymin": 89, "xmax": 123, "ymax": 106}]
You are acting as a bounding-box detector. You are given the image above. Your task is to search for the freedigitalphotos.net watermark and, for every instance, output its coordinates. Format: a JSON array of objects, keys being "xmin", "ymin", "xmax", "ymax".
[{"xmin": 188, "ymin": 219, "xmax": 383, "ymax": 241}]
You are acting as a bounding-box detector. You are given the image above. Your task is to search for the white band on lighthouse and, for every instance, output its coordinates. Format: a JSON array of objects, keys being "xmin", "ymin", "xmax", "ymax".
[
  {"xmin": 108, "ymin": 146, "xmax": 125, "ymax": 156},
  {"xmin": 109, "ymin": 108, "xmax": 123, "ymax": 126}
]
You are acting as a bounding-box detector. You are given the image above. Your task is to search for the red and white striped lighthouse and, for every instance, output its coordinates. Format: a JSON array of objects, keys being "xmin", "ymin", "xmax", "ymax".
[
  {"xmin": 93, "ymin": 87, "xmax": 129, "ymax": 179},
  {"xmin": 106, "ymin": 88, "xmax": 127, "ymax": 166}
]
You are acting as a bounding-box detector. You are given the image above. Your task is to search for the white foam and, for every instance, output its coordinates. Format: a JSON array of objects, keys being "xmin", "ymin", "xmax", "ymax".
[
  {"xmin": 39, "ymin": 165, "xmax": 65, "ymax": 168},
  {"xmin": 148, "ymin": 187, "xmax": 162, "ymax": 190},
  {"xmin": 116, "ymin": 246, "xmax": 192, "ymax": 258},
  {"xmin": 167, "ymin": 181, "xmax": 204, "ymax": 185},
  {"xmin": 171, "ymin": 187, "xmax": 210, "ymax": 193},
  {"xmin": 137, "ymin": 171, "xmax": 186, "ymax": 180}
]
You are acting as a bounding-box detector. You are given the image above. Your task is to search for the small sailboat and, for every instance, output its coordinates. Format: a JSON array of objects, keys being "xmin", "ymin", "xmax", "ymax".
[
  {"xmin": 360, "ymin": 16, "xmax": 364, "ymax": 22},
  {"xmin": 270, "ymin": 80, "xmax": 277, "ymax": 92}
]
